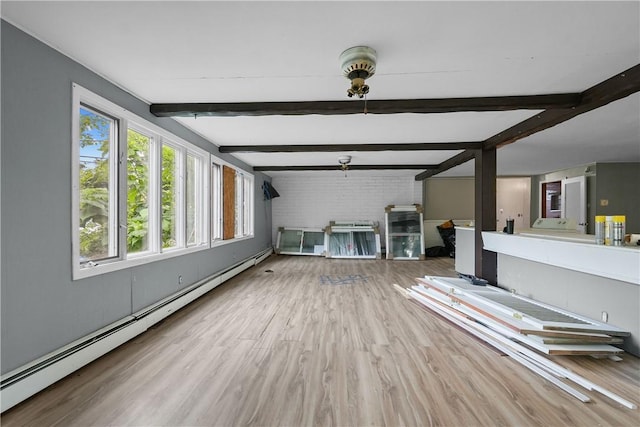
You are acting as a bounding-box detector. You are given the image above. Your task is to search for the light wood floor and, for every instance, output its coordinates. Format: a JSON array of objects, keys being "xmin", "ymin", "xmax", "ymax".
[{"xmin": 3, "ymin": 256, "xmax": 639, "ymax": 426}]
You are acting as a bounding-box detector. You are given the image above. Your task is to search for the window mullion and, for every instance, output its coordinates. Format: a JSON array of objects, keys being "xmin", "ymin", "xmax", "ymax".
[
  {"xmin": 149, "ymin": 135, "xmax": 161, "ymax": 253},
  {"xmin": 116, "ymin": 118, "xmax": 127, "ymax": 260},
  {"xmin": 211, "ymin": 161, "xmax": 221, "ymax": 242},
  {"xmin": 177, "ymin": 147, "xmax": 186, "ymax": 247},
  {"xmin": 200, "ymin": 155, "xmax": 210, "ymax": 245}
]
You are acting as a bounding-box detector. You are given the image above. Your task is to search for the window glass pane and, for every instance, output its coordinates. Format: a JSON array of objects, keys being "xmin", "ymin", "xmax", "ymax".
[
  {"xmin": 391, "ymin": 235, "xmax": 421, "ymax": 258},
  {"xmin": 353, "ymin": 231, "xmax": 376, "ymax": 255},
  {"xmin": 162, "ymin": 145, "xmax": 178, "ymax": 249},
  {"xmin": 329, "ymin": 233, "xmax": 352, "ymax": 256},
  {"xmin": 127, "ymin": 128, "xmax": 151, "ymax": 254},
  {"xmin": 279, "ymin": 230, "xmax": 302, "ymax": 253},
  {"xmin": 235, "ymin": 173, "xmax": 242, "ymax": 236},
  {"xmin": 389, "ymin": 211, "xmax": 421, "ymax": 233},
  {"xmin": 211, "ymin": 163, "xmax": 221, "ymax": 240},
  {"xmin": 186, "ymin": 154, "xmax": 197, "ymax": 246},
  {"xmin": 301, "ymin": 231, "xmax": 324, "ymax": 253},
  {"xmin": 78, "ymin": 106, "xmax": 117, "ymax": 261},
  {"xmin": 243, "ymin": 176, "xmax": 251, "ymax": 235}
]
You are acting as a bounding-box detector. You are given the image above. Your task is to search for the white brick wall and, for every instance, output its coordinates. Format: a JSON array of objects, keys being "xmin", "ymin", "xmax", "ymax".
[{"xmin": 270, "ymin": 172, "xmax": 422, "ymax": 246}]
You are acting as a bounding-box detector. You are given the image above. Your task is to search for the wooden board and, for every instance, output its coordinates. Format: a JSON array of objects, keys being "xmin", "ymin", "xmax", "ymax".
[{"xmin": 222, "ymin": 165, "xmax": 236, "ymax": 240}]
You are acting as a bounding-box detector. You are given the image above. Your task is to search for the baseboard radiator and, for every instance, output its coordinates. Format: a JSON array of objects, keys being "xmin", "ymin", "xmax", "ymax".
[{"xmin": 0, "ymin": 247, "xmax": 273, "ymax": 412}]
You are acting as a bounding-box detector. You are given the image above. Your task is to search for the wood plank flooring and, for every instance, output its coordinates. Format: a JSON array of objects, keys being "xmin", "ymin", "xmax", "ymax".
[{"xmin": 2, "ymin": 256, "xmax": 639, "ymax": 426}]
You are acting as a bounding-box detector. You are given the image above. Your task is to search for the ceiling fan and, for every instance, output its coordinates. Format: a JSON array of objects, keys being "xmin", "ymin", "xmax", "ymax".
[
  {"xmin": 338, "ymin": 155, "xmax": 352, "ymax": 176},
  {"xmin": 339, "ymin": 46, "xmax": 377, "ymax": 99}
]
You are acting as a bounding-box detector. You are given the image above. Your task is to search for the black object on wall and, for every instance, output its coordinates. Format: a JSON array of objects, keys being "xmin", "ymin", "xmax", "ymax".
[{"xmin": 262, "ymin": 181, "xmax": 280, "ymax": 200}]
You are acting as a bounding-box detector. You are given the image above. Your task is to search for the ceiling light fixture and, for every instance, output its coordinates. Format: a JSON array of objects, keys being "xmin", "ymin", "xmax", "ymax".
[
  {"xmin": 338, "ymin": 155, "xmax": 352, "ymax": 176},
  {"xmin": 339, "ymin": 46, "xmax": 377, "ymax": 98}
]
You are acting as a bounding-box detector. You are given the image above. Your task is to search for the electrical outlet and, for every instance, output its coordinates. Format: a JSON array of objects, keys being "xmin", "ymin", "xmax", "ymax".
[
  {"xmin": 178, "ymin": 275, "xmax": 183, "ymax": 285},
  {"xmin": 601, "ymin": 311, "xmax": 608, "ymax": 323}
]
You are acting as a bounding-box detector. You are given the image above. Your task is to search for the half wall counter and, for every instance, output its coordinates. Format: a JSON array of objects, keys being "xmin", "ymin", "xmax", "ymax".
[{"xmin": 482, "ymin": 231, "xmax": 640, "ymax": 356}]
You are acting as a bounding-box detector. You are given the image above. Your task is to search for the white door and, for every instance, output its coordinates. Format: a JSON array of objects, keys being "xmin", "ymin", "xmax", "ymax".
[
  {"xmin": 496, "ymin": 177, "xmax": 531, "ymax": 232},
  {"xmin": 561, "ymin": 176, "xmax": 587, "ymax": 233}
]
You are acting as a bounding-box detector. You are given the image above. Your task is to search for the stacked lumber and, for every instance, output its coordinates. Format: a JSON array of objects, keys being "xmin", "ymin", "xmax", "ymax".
[{"xmin": 394, "ymin": 276, "xmax": 637, "ymax": 409}]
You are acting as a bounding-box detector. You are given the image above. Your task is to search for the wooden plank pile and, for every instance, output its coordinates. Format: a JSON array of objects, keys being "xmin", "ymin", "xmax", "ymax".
[{"xmin": 394, "ymin": 276, "xmax": 637, "ymax": 409}]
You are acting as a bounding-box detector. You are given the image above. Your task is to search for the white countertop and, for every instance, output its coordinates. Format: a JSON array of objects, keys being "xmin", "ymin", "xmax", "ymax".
[{"xmin": 482, "ymin": 231, "xmax": 640, "ymax": 285}]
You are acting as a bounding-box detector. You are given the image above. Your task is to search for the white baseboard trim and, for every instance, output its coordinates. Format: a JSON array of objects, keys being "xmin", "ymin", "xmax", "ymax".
[{"xmin": 0, "ymin": 247, "xmax": 273, "ymax": 412}]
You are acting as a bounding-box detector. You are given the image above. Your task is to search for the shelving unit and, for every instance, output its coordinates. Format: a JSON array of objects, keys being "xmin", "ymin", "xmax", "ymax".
[
  {"xmin": 275, "ymin": 227, "xmax": 325, "ymax": 256},
  {"xmin": 385, "ymin": 205, "xmax": 425, "ymax": 260},
  {"xmin": 324, "ymin": 220, "xmax": 381, "ymax": 259}
]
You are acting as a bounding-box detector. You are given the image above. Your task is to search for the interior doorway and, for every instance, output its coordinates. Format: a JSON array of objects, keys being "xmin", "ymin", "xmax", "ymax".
[{"xmin": 541, "ymin": 181, "xmax": 562, "ymax": 218}]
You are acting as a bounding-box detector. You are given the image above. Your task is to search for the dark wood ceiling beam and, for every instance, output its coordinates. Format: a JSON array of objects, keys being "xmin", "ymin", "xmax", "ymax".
[
  {"xmin": 220, "ymin": 142, "xmax": 480, "ymax": 153},
  {"xmin": 414, "ymin": 150, "xmax": 476, "ymax": 180},
  {"xmin": 255, "ymin": 164, "xmax": 439, "ymax": 172},
  {"xmin": 484, "ymin": 64, "xmax": 640, "ymax": 150},
  {"xmin": 150, "ymin": 94, "xmax": 581, "ymax": 117},
  {"xmin": 415, "ymin": 63, "xmax": 640, "ymax": 179}
]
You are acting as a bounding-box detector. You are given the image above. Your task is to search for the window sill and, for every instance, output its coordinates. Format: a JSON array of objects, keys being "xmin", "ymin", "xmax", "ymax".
[
  {"xmin": 74, "ymin": 243, "xmax": 209, "ymax": 281},
  {"xmin": 211, "ymin": 234, "xmax": 254, "ymax": 248},
  {"xmin": 74, "ymin": 235, "xmax": 255, "ymax": 280}
]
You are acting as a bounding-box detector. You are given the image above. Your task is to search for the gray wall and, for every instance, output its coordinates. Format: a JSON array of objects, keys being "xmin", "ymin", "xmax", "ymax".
[
  {"xmin": 1, "ymin": 21, "xmax": 272, "ymax": 374},
  {"xmin": 498, "ymin": 255, "xmax": 640, "ymax": 356},
  {"xmin": 595, "ymin": 163, "xmax": 640, "ymax": 234},
  {"xmin": 423, "ymin": 177, "xmax": 475, "ymax": 220},
  {"xmin": 530, "ymin": 162, "xmax": 640, "ymax": 234}
]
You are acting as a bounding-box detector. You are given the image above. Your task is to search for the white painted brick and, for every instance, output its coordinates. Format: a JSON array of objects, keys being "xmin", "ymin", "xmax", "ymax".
[{"xmin": 270, "ymin": 172, "xmax": 422, "ymax": 246}]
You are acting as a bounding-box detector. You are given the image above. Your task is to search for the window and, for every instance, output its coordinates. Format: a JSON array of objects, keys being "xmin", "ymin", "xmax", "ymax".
[
  {"xmin": 241, "ymin": 174, "xmax": 254, "ymax": 237},
  {"xmin": 126, "ymin": 127, "xmax": 153, "ymax": 254},
  {"xmin": 186, "ymin": 152, "xmax": 207, "ymax": 247},
  {"xmin": 161, "ymin": 144, "xmax": 180, "ymax": 249},
  {"xmin": 213, "ymin": 162, "xmax": 254, "ymax": 243},
  {"xmin": 73, "ymin": 84, "xmax": 213, "ymax": 279},
  {"xmin": 211, "ymin": 162, "xmax": 223, "ymax": 241},
  {"xmin": 78, "ymin": 105, "xmax": 119, "ymax": 262},
  {"xmin": 235, "ymin": 172, "xmax": 243, "ymax": 237}
]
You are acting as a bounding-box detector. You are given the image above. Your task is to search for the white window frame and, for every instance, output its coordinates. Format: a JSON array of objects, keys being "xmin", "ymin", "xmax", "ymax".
[
  {"xmin": 243, "ymin": 174, "xmax": 254, "ymax": 236},
  {"xmin": 72, "ymin": 84, "xmax": 211, "ymax": 280},
  {"xmin": 125, "ymin": 123, "xmax": 158, "ymax": 258},
  {"xmin": 73, "ymin": 87, "xmax": 123, "ymax": 269},
  {"xmin": 211, "ymin": 161, "xmax": 223, "ymax": 242},
  {"xmin": 185, "ymin": 150, "xmax": 209, "ymax": 247},
  {"xmin": 234, "ymin": 171, "xmax": 254, "ymax": 238},
  {"xmin": 160, "ymin": 140, "xmax": 184, "ymax": 251},
  {"xmin": 235, "ymin": 172, "xmax": 243, "ymax": 238},
  {"xmin": 210, "ymin": 160, "xmax": 255, "ymax": 245}
]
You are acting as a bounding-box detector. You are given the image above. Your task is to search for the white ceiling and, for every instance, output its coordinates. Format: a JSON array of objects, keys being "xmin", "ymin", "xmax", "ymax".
[{"xmin": 3, "ymin": 1, "xmax": 639, "ymax": 178}]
